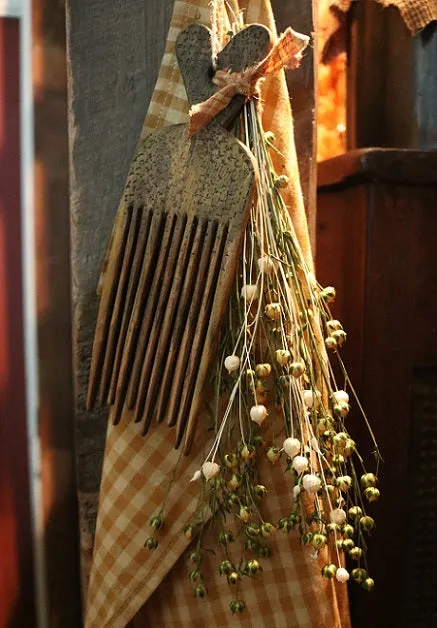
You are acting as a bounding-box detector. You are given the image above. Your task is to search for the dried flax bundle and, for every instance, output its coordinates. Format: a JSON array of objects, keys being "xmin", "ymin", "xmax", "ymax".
[{"xmin": 144, "ymin": 92, "xmax": 381, "ymax": 614}]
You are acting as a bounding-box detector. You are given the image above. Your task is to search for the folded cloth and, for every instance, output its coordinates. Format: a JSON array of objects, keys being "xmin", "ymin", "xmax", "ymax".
[
  {"xmin": 85, "ymin": 1, "xmax": 350, "ymax": 626},
  {"xmin": 330, "ymin": 0, "xmax": 437, "ymax": 33}
]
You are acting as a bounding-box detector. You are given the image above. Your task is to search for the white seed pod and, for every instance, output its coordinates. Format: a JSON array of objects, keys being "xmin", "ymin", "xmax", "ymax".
[
  {"xmin": 241, "ymin": 284, "xmax": 258, "ymax": 301},
  {"xmin": 250, "ymin": 404, "xmax": 268, "ymax": 426},
  {"xmin": 325, "ymin": 337, "xmax": 338, "ymax": 350},
  {"xmin": 336, "ymin": 567, "xmax": 350, "ymax": 583},
  {"xmin": 329, "ymin": 508, "xmax": 347, "ymax": 525},
  {"xmin": 257, "ymin": 256, "xmax": 275, "ymax": 275},
  {"xmin": 255, "ymin": 363, "xmax": 272, "ymax": 378},
  {"xmin": 292, "ymin": 455, "xmax": 309, "ymax": 474},
  {"xmin": 275, "ymin": 349, "xmax": 291, "ymax": 366},
  {"xmin": 321, "ymin": 286, "xmax": 336, "ymax": 303},
  {"xmin": 293, "ymin": 485, "xmax": 301, "ymax": 499},
  {"xmin": 326, "ymin": 319, "xmax": 343, "ymax": 332},
  {"xmin": 283, "ymin": 437, "xmax": 301, "ymax": 458},
  {"xmin": 303, "ymin": 390, "xmax": 320, "ymax": 408},
  {"xmin": 202, "ymin": 461, "xmax": 220, "ymax": 481},
  {"xmin": 224, "ymin": 355, "xmax": 240, "ymax": 374},
  {"xmin": 333, "ymin": 390, "xmax": 349, "ymax": 404},
  {"xmin": 265, "ymin": 303, "xmax": 282, "ymax": 320},
  {"xmin": 302, "ymin": 474, "xmax": 321, "ymax": 493}
]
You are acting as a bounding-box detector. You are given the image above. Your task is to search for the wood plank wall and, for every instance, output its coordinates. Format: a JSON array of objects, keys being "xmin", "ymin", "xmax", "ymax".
[{"xmin": 33, "ymin": 0, "xmax": 82, "ymax": 624}]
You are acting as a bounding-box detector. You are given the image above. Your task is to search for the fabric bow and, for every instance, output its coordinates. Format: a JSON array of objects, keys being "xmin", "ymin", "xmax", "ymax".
[{"xmin": 188, "ymin": 26, "xmax": 310, "ymax": 136}]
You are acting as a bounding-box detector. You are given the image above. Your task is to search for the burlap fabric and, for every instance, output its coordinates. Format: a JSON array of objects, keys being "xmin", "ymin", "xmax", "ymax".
[
  {"xmin": 331, "ymin": 0, "xmax": 437, "ymax": 33},
  {"xmin": 85, "ymin": 1, "xmax": 350, "ymax": 626}
]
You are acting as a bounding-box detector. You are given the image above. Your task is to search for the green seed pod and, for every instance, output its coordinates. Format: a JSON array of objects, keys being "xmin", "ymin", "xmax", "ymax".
[
  {"xmin": 349, "ymin": 547, "xmax": 363, "ymax": 560},
  {"xmin": 238, "ymin": 506, "xmax": 250, "ymax": 523},
  {"xmin": 227, "ymin": 492, "xmax": 240, "ymax": 506},
  {"xmin": 259, "ymin": 545, "xmax": 272, "ymax": 558},
  {"xmin": 289, "ymin": 513, "xmax": 301, "ymax": 526},
  {"xmin": 342, "ymin": 538, "xmax": 355, "ymax": 551},
  {"xmin": 219, "ymin": 530, "xmax": 234, "ymax": 545},
  {"xmin": 261, "ymin": 522, "xmax": 276, "ymax": 538},
  {"xmin": 228, "ymin": 474, "xmax": 242, "ymax": 490},
  {"xmin": 327, "ymin": 522, "xmax": 341, "ymax": 534},
  {"xmin": 335, "ymin": 476, "xmax": 352, "ymax": 491},
  {"xmin": 333, "ymin": 402, "xmax": 350, "ymax": 417},
  {"xmin": 322, "ymin": 564, "xmax": 337, "ymax": 579},
  {"xmin": 361, "ymin": 473, "xmax": 378, "ymax": 488},
  {"xmin": 360, "ymin": 516, "xmax": 375, "ymax": 531},
  {"xmin": 342, "ymin": 524, "xmax": 355, "ymax": 538},
  {"xmin": 219, "ymin": 560, "xmax": 233, "ymax": 576},
  {"xmin": 336, "ymin": 539, "xmax": 344, "ymax": 550},
  {"xmin": 189, "ymin": 570, "xmax": 202, "ymax": 583},
  {"xmin": 247, "ymin": 559, "xmax": 261, "ymax": 576},
  {"xmin": 227, "ymin": 571, "xmax": 240, "ymax": 585},
  {"xmin": 266, "ymin": 447, "xmax": 281, "ymax": 464},
  {"xmin": 290, "ymin": 361, "xmax": 306, "ymax": 378},
  {"xmin": 189, "ymin": 550, "xmax": 201, "ymax": 564},
  {"xmin": 348, "ymin": 506, "xmax": 363, "ymax": 521},
  {"xmin": 277, "ymin": 517, "xmax": 290, "ymax": 531},
  {"xmin": 279, "ymin": 374, "xmax": 292, "ymax": 388},
  {"xmin": 331, "ymin": 454, "xmax": 345, "ymax": 466},
  {"xmin": 365, "ymin": 487, "xmax": 380, "ymax": 503},
  {"xmin": 193, "ymin": 584, "xmax": 207, "ymax": 598},
  {"xmin": 362, "ymin": 578, "xmax": 375, "ymax": 592},
  {"xmin": 224, "ymin": 453, "xmax": 239, "ymax": 469},
  {"xmin": 144, "ymin": 537, "xmax": 158, "ymax": 551},
  {"xmin": 301, "ymin": 532, "xmax": 312, "ymax": 545},
  {"xmin": 254, "ymin": 484, "xmax": 267, "ymax": 497},
  {"xmin": 150, "ymin": 515, "xmax": 164, "ymax": 530},
  {"xmin": 351, "ymin": 568, "xmax": 367, "ymax": 583},
  {"xmin": 312, "ymin": 533, "xmax": 327, "ymax": 550},
  {"xmin": 245, "ymin": 526, "xmax": 260, "ymax": 538},
  {"xmin": 274, "ymin": 174, "xmax": 289, "ymax": 189},
  {"xmin": 255, "ymin": 363, "xmax": 272, "ymax": 378},
  {"xmin": 230, "ymin": 599, "xmax": 246, "ymax": 615}
]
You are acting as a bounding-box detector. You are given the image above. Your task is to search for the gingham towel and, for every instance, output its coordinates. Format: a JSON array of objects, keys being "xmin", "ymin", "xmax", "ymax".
[
  {"xmin": 331, "ymin": 0, "xmax": 437, "ymax": 33},
  {"xmin": 85, "ymin": 1, "xmax": 350, "ymax": 626}
]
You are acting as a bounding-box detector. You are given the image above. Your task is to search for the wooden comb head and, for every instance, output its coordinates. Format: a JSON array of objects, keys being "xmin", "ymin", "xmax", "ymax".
[{"xmin": 176, "ymin": 23, "xmax": 271, "ymax": 129}]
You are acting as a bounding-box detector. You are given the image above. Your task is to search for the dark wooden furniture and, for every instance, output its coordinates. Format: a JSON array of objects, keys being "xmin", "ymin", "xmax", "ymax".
[{"xmin": 317, "ymin": 149, "xmax": 437, "ymax": 628}]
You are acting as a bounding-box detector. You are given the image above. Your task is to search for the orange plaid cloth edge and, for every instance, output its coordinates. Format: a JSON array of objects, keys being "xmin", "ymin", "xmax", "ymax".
[
  {"xmin": 188, "ymin": 26, "xmax": 310, "ymax": 136},
  {"xmin": 330, "ymin": 0, "xmax": 437, "ymax": 33}
]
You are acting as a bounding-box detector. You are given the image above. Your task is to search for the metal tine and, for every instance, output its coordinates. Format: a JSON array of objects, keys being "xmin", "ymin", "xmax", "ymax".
[
  {"xmin": 151, "ymin": 218, "xmax": 208, "ymax": 427},
  {"xmin": 87, "ymin": 204, "xmax": 133, "ymax": 410},
  {"xmin": 174, "ymin": 224, "xmax": 228, "ymax": 447},
  {"xmin": 163, "ymin": 220, "xmax": 218, "ymax": 429},
  {"xmin": 98, "ymin": 205, "xmax": 141, "ymax": 405},
  {"xmin": 182, "ymin": 232, "xmax": 243, "ymax": 454},
  {"xmin": 128, "ymin": 214, "xmax": 187, "ymax": 419},
  {"xmin": 123, "ymin": 213, "xmax": 177, "ymax": 411},
  {"xmin": 134, "ymin": 216, "xmax": 199, "ymax": 431},
  {"xmin": 107, "ymin": 207, "xmax": 153, "ymax": 405},
  {"xmin": 112, "ymin": 210, "xmax": 166, "ymax": 425}
]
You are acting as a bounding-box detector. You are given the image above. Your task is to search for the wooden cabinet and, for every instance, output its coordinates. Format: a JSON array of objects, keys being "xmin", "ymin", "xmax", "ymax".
[{"xmin": 317, "ymin": 149, "xmax": 437, "ymax": 628}]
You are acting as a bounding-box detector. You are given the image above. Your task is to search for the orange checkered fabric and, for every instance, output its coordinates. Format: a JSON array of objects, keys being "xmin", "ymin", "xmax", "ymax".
[
  {"xmin": 331, "ymin": 0, "xmax": 437, "ymax": 33},
  {"xmin": 85, "ymin": 1, "xmax": 350, "ymax": 626}
]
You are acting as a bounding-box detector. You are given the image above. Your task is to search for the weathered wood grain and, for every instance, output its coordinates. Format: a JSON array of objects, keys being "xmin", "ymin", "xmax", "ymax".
[{"xmin": 87, "ymin": 24, "xmax": 271, "ymax": 452}]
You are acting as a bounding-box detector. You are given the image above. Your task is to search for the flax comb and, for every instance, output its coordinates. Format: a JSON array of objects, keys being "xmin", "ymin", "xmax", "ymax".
[{"xmin": 87, "ymin": 24, "xmax": 271, "ymax": 453}]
